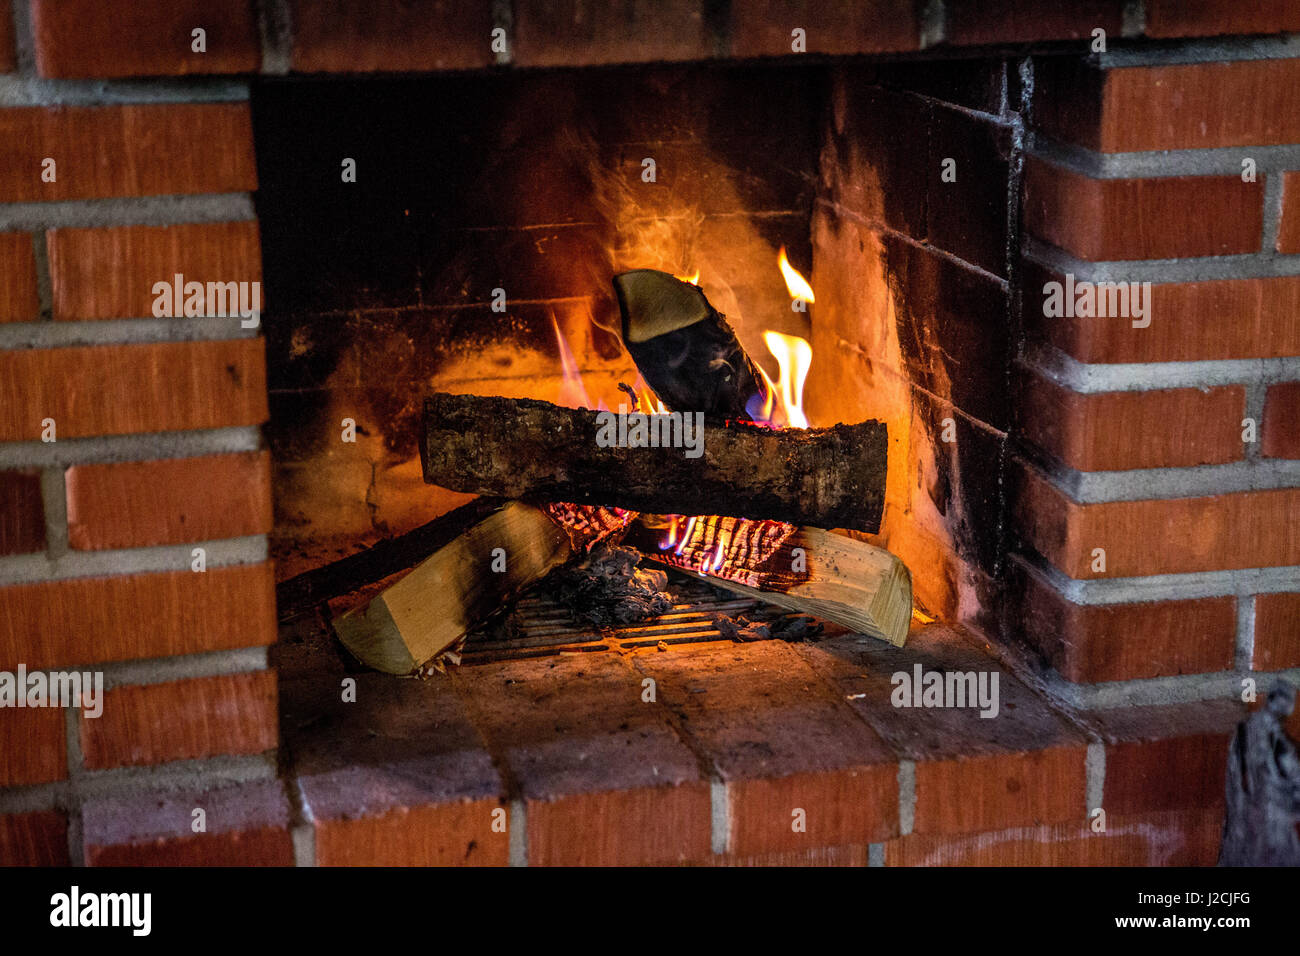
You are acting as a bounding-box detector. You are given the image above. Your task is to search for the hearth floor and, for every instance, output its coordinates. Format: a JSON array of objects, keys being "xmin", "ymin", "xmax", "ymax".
[{"xmin": 263, "ymin": 610, "xmax": 1239, "ymax": 865}]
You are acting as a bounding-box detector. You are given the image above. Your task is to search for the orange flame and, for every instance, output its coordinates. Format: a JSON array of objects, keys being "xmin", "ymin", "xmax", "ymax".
[
  {"xmin": 777, "ymin": 247, "xmax": 815, "ymax": 304},
  {"xmin": 660, "ymin": 515, "xmax": 681, "ymax": 550},
  {"xmin": 675, "ymin": 516, "xmax": 696, "ymax": 556},
  {"xmin": 552, "ymin": 312, "xmax": 591, "ymax": 409},
  {"xmin": 674, "ymin": 270, "xmax": 700, "ymax": 286},
  {"xmin": 630, "ymin": 373, "xmax": 667, "ymax": 414},
  {"xmin": 757, "ymin": 331, "xmax": 812, "ymax": 429}
]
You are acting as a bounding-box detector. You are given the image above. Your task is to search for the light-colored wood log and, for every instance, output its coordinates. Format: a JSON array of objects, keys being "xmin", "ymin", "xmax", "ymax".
[
  {"xmin": 635, "ymin": 516, "xmax": 913, "ymax": 647},
  {"xmin": 333, "ymin": 501, "xmax": 574, "ymax": 674}
]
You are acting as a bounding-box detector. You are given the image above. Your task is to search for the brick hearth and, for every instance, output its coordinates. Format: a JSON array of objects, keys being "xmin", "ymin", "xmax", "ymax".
[{"xmin": 1, "ymin": 0, "xmax": 1299, "ymax": 866}]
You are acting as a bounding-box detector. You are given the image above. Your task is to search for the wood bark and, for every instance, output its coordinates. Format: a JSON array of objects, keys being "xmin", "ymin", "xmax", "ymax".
[{"xmin": 421, "ymin": 392, "xmax": 886, "ymax": 532}]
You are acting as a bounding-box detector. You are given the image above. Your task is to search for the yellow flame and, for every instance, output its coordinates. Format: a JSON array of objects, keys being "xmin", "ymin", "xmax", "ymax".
[
  {"xmin": 630, "ymin": 373, "xmax": 667, "ymax": 414},
  {"xmin": 552, "ymin": 312, "xmax": 591, "ymax": 409},
  {"xmin": 777, "ymin": 247, "xmax": 815, "ymax": 303},
  {"xmin": 675, "ymin": 516, "xmax": 696, "ymax": 556},
  {"xmin": 660, "ymin": 516, "xmax": 681, "ymax": 550},
  {"xmin": 710, "ymin": 527, "xmax": 730, "ymax": 572},
  {"xmin": 762, "ymin": 331, "xmax": 812, "ymax": 429},
  {"xmin": 674, "ymin": 270, "xmax": 701, "ymax": 286}
]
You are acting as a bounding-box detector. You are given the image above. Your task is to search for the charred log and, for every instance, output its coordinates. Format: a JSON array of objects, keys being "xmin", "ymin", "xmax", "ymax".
[
  {"xmin": 421, "ymin": 392, "xmax": 887, "ymax": 532},
  {"xmin": 614, "ymin": 269, "xmax": 768, "ymax": 421}
]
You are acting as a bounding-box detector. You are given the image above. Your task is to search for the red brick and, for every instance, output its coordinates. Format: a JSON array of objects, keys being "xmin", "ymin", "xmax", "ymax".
[
  {"xmin": 515, "ymin": 0, "xmax": 712, "ymax": 67},
  {"xmin": 528, "ymin": 783, "xmax": 712, "ymax": 866},
  {"xmin": 1037, "ymin": 59, "xmax": 1300, "ymax": 152},
  {"xmin": 291, "ymin": 0, "xmax": 493, "ymax": 72},
  {"xmin": 1012, "ymin": 559, "xmax": 1236, "ymax": 682},
  {"xmin": 1026, "ymin": 264, "xmax": 1300, "ymax": 363},
  {"xmin": 1105, "ymin": 735, "xmax": 1230, "ymax": 813},
  {"xmin": 727, "ymin": 769, "xmax": 897, "ymax": 854},
  {"xmin": 1145, "ymin": 0, "xmax": 1300, "ymax": 38},
  {"xmin": 0, "ymin": 0, "xmax": 13, "ymax": 73},
  {"xmin": 1024, "ymin": 158, "xmax": 1263, "ymax": 260},
  {"xmin": 31, "ymin": 0, "xmax": 260, "ymax": 78},
  {"xmin": 0, "ymin": 811, "xmax": 70, "ymax": 866},
  {"xmin": 83, "ymin": 780, "xmax": 292, "ymax": 866},
  {"xmin": 914, "ymin": 746, "xmax": 1086, "ymax": 835},
  {"xmin": 0, "ymin": 339, "xmax": 268, "ymax": 440},
  {"xmin": 1278, "ymin": 172, "xmax": 1300, "ymax": 253},
  {"xmin": 0, "ymin": 562, "xmax": 277, "ymax": 670},
  {"xmin": 1254, "ymin": 593, "xmax": 1300, "ymax": 670},
  {"xmin": 636, "ymin": 641, "xmax": 899, "ymax": 855},
  {"xmin": 0, "ymin": 470, "xmax": 45, "ymax": 556},
  {"xmin": 0, "ymin": 232, "xmax": 39, "ymax": 322},
  {"xmin": 1095, "ymin": 700, "xmax": 1242, "ymax": 814},
  {"xmin": 315, "ymin": 800, "xmax": 508, "ymax": 866},
  {"xmin": 66, "ymin": 451, "xmax": 272, "ymax": 550},
  {"xmin": 1021, "ymin": 374, "xmax": 1245, "ymax": 471},
  {"xmin": 81, "ymin": 670, "xmax": 277, "ymax": 770},
  {"xmin": 0, "ymin": 104, "xmax": 256, "ymax": 202},
  {"xmin": 48, "ymin": 221, "xmax": 262, "ymax": 321},
  {"xmin": 0, "ymin": 705, "xmax": 67, "ymax": 786},
  {"xmin": 795, "ymin": 627, "xmax": 1089, "ymax": 836},
  {"xmin": 885, "ymin": 807, "xmax": 1222, "ymax": 866},
  {"xmin": 946, "ymin": 0, "xmax": 1124, "ymax": 45},
  {"xmin": 1262, "ymin": 382, "xmax": 1300, "ymax": 458},
  {"xmin": 700, "ymin": 844, "xmax": 870, "ymax": 866},
  {"xmin": 88, "ymin": 826, "xmax": 292, "ymax": 865},
  {"xmin": 729, "ymin": 0, "xmax": 918, "ymax": 57},
  {"xmin": 452, "ymin": 655, "xmax": 712, "ymax": 866},
  {"xmin": 288, "ymin": 672, "xmax": 508, "ymax": 865},
  {"xmin": 1016, "ymin": 465, "xmax": 1300, "ymax": 578}
]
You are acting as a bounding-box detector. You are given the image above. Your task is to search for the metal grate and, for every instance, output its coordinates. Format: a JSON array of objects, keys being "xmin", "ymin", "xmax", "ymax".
[{"xmin": 459, "ymin": 575, "xmax": 817, "ymax": 664}]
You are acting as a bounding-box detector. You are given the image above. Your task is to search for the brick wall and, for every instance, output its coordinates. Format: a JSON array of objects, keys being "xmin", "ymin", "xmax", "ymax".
[
  {"xmin": 1, "ymin": 0, "xmax": 1297, "ymax": 867},
  {"xmin": 0, "ymin": 0, "xmax": 286, "ymax": 866},
  {"xmin": 1013, "ymin": 44, "xmax": 1300, "ymax": 684}
]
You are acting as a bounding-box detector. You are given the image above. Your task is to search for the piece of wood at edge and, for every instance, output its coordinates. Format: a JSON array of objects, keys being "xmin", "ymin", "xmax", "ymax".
[
  {"xmin": 277, "ymin": 496, "xmax": 505, "ymax": 621},
  {"xmin": 332, "ymin": 501, "xmax": 573, "ymax": 674},
  {"xmin": 422, "ymin": 391, "xmax": 887, "ymax": 533},
  {"xmin": 642, "ymin": 526, "xmax": 913, "ymax": 647}
]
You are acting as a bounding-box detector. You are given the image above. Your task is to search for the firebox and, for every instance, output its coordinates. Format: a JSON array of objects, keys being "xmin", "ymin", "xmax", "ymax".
[{"xmin": 2, "ymin": 1, "xmax": 1298, "ymax": 869}]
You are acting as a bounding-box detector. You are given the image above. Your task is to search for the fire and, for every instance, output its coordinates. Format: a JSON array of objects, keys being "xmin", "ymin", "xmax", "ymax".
[
  {"xmin": 552, "ymin": 312, "xmax": 592, "ymax": 409},
  {"xmin": 674, "ymin": 269, "xmax": 700, "ymax": 286},
  {"xmin": 630, "ymin": 373, "xmax": 667, "ymax": 414},
  {"xmin": 762, "ymin": 331, "xmax": 812, "ymax": 429},
  {"xmin": 777, "ymin": 247, "xmax": 815, "ymax": 304}
]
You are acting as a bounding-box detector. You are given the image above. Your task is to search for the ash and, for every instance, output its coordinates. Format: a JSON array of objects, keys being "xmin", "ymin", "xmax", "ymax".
[
  {"xmin": 712, "ymin": 612, "xmax": 823, "ymax": 644},
  {"xmin": 552, "ymin": 543, "xmax": 675, "ymax": 628}
]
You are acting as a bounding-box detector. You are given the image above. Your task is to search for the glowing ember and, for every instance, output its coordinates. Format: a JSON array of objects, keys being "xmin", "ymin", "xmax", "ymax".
[{"xmin": 777, "ymin": 246, "xmax": 815, "ymax": 304}]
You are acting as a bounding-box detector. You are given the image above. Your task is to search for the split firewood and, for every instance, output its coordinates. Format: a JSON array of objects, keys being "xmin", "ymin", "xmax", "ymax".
[
  {"xmin": 422, "ymin": 392, "xmax": 887, "ymax": 532},
  {"xmin": 625, "ymin": 515, "xmax": 913, "ymax": 647},
  {"xmin": 614, "ymin": 269, "xmax": 767, "ymax": 420},
  {"xmin": 332, "ymin": 500, "xmax": 633, "ymax": 674}
]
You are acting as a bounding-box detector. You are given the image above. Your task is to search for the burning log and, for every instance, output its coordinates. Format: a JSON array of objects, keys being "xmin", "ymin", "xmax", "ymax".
[
  {"xmin": 421, "ymin": 392, "xmax": 887, "ymax": 532},
  {"xmin": 333, "ymin": 500, "xmax": 632, "ymax": 674},
  {"xmin": 626, "ymin": 516, "xmax": 913, "ymax": 647},
  {"xmin": 614, "ymin": 269, "xmax": 768, "ymax": 420}
]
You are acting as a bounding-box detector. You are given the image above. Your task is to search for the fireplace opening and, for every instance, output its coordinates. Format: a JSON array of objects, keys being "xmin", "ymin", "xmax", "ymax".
[{"xmin": 257, "ymin": 56, "xmax": 1015, "ymax": 670}]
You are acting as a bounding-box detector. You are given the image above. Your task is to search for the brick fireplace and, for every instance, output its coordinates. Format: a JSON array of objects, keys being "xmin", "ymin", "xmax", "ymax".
[{"xmin": 1, "ymin": 0, "xmax": 1299, "ymax": 867}]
